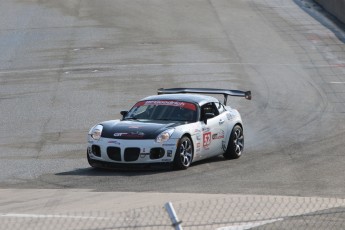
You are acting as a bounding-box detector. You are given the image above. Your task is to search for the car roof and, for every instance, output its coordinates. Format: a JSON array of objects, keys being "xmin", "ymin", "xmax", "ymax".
[{"xmin": 140, "ymin": 93, "xmax": 219, "ymax": 106}]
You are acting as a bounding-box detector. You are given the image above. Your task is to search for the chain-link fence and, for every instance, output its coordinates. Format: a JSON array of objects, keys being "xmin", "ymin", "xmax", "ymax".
[{"xmin": 1, "ymin": 195, "xmax": 344, "ymax": 230}]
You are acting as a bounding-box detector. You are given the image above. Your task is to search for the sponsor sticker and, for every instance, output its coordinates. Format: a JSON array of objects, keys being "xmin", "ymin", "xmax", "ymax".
[
  {"xmin": 134, "ymin": 100, "xmax": 196, "ymax": 111},
  {"xmin": 203, "ymin": 132, "xmax": 212, "ymax": 147},
  {"xmin": 128, "ymin": 126, "xmax": 141, "ymax": 129},
  {"xmin": 108, "ymin": 140, "xmax": 121, "ymax": 145},
  {"xmin": 167, "ymin": 150, "xmax": 173, "ymax": 157},
  {"xmin": 140, "ymin": 153, "xmax": 150, "ymax": 158},
  {"xmin": 202, "ymin": 127, "xmax": 210, "ymax": 132},
  {"xmin": 114, "ymin": 133, "xmax": 126, "ymax": 137},
  {"xmin": 212, "ymin": 130, "xmax": 225, "ymax": 140},
  {"xmin": 114, "ymin": 132, "xmax": 145, "ymax": 138},
  {"xmin": 196, "ymin": 133, "xmax": 202, "ymax": 140}
]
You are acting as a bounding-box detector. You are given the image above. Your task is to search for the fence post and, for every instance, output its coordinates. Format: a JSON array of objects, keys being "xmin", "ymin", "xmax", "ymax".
[{"xmin": 164, "ymin": 202, "xmax": 183, "ymax": 230}]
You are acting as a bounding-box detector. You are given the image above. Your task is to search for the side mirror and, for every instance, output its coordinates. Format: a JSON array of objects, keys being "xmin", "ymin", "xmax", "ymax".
[
  {"xmin": 203, "ymin": 113, "xmax": 215, "ymax": 124},
  {"xmin": 120, "ymin": 110, "xmax": 128, "ymax": 119}
]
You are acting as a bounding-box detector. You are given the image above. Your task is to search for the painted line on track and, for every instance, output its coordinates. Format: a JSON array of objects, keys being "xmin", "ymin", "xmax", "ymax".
[{"xmin": 0, "ymin": 213, "xmax": 107, "ymax": 220}]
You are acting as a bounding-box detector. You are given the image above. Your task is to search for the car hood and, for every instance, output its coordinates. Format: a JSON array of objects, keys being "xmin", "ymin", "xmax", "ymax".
[{"xmin": 100, "ymin": 120, "xmax": 183, "ymax": 139}]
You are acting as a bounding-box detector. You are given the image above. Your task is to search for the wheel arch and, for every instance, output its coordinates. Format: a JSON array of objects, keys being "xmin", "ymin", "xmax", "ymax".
[
  {"xmin": 173, "ymin": 133, "xmax": 195, "ymax": 170},
  {"xmin": 234, "ymin": 122, "xmax": 243, "ymax": 130},
  {"xmin": 181, "ymin": 132, "xmax": 192, "ymax": 140},
  {"xmin": 178, "ymin": 132, "xmax": 195, "ymax": 160},
  {"xmin": 224, "ymin": 122, "xmax": 243, "ymax": 149},
  {"xmin": 180, "ymin": 133, "xmax": 194, "ymax": 152}
]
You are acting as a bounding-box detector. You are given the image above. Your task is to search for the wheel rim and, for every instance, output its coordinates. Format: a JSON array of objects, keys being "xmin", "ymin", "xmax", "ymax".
[
  {"xmin": 233, "ymin": 128, "xmax": 244, "ymax": 156},
  {"xmin": 179, "ymin": 139, "xmax": 192, "ymax": 167}
]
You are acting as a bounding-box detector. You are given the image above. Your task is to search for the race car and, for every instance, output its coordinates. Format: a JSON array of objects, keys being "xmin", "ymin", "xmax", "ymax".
[{"xmin": 87, "ymin": 88, "xmax": 251, "ymax": 170}]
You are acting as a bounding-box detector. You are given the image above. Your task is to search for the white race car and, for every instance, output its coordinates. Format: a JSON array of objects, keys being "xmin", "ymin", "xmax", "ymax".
[{"xmin": 87, "ymin": 88, "xmax": 251, "ymax": 170}]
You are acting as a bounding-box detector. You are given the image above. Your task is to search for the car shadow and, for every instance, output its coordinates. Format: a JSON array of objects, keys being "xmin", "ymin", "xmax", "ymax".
[
  {"xmin": 56, "ymin": 155, "xmax": 232, "ymax": 177},
  {"xmin": 191, "ymin": 155, "xmax": 229, "ymax": 166},
  {"xmin": 55, "ymin": 165, "xmax": 172, "ymax": 177}
]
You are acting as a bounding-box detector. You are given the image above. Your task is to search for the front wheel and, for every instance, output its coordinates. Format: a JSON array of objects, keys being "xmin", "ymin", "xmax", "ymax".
[
  {"xmin": 223, "ymin": 125, "xmax": 244, "ymax": 159},
  {"xmin": 173, "ymin": 136, "xmax": 193, "ymax": 170},
  {"xmin": 87, "ymin": 151, "xmax": 98, "ymax": 168}
]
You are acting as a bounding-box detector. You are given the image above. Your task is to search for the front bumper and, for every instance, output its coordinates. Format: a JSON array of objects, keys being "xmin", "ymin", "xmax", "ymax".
[
  {"xmin": 87, "ymin": 137, "xmax": 179, "ymax": 165},
  {"xmin": 87, "ymin": 157, "xmax": 173, "ymax": 170}
]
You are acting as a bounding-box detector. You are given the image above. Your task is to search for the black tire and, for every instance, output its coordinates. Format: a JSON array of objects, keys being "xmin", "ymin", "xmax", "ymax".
[
  {"xmin": 224, "ymin": 125, "xmax": 244, "ymax": 159},
  {"xmin": 173, "ymin": 136, "xmax": 193, "ymax": 170},
  {"xmin": 87, "ymin": 151, "xmax": 98, "ymax": 168}
]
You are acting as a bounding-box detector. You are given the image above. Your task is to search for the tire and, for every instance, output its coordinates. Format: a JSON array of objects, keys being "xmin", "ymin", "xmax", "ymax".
[
  {"xmin": 173, "ymin": 136, "xmax": 193, "ymax": 170},
  {"xmin": 87, "ymin": 151, "xmax": 97, "ymax": 168},
  {"xmin": 224, "ymin": 125, "xmax": 244, "ymax": 159}
]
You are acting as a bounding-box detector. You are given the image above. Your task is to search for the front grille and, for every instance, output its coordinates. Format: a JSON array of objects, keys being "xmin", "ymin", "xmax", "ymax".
[
  {"xmin": 124, "ymin": 148, "xmax": 140, "ymax": 162},
  {"xmin": 107, "ymin": 147, "xmax": 121, "ymax": 161},
  {"xmin": 150, "ymin": 148, "xmax": 165, "ymax": 159},
  {"xmin": 91, "ymin": 145, "xmax": 101, "ymax": 157}
]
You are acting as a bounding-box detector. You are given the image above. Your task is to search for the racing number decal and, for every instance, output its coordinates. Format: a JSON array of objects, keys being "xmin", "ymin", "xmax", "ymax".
[{"xmin": 203, "ymin": 132, "xmax": 211, "ymax": 147}]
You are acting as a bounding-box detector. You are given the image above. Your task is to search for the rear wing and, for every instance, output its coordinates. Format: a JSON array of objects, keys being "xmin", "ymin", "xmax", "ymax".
[{"xmin": 157, "ymin": 88, "xmax": 251, "ymax": 105}]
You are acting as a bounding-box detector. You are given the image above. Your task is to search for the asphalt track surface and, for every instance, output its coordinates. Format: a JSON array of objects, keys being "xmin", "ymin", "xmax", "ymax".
[{"xmin": 1, "ymin": 0, "xmax": 345, "ymax": 222}]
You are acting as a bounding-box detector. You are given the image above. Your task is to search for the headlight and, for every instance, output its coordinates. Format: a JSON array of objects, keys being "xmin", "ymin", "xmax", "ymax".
[
  {"xmin": 156, "ymin": 129, "xmax": 174, "ymax": 143},
  {"xmin": 89, "ymin": 125, "xmax": 103, "ymax": 140}
]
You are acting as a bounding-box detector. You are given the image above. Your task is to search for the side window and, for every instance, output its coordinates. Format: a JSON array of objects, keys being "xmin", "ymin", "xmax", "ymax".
[
  {"xmin": 215, "ymin": 102, "xmax": 225, "ymax": 114},
  {"xmin": 200, "ymin": 103, "xmax": 219, "ymax": 120}
]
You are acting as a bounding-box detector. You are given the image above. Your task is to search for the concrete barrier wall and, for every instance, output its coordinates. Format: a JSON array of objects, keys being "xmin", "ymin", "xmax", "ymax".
[{"xmin": 314, "ymin": 0, "xmax": 345, "ymax": 24}]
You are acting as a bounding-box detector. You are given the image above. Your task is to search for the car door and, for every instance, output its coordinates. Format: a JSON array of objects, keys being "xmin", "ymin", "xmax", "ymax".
[{"xmin": 200, "ymin": 102, "xmax": 227, "ymax": 157}]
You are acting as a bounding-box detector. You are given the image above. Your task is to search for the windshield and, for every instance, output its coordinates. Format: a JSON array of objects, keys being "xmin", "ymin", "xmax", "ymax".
[{"xmin": 125, "ymin": 100, "xmax": 197, "ymax": 122}]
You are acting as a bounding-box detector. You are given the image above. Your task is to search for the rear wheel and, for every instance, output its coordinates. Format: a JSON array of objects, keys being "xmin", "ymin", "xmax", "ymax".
[
  {"xmin": 173, "ymin": 136, "xmax": 193, "ymax": 170},
  {"xmin": 224, "ymin": 125, "xmax": 244, "ymax": 159}
]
